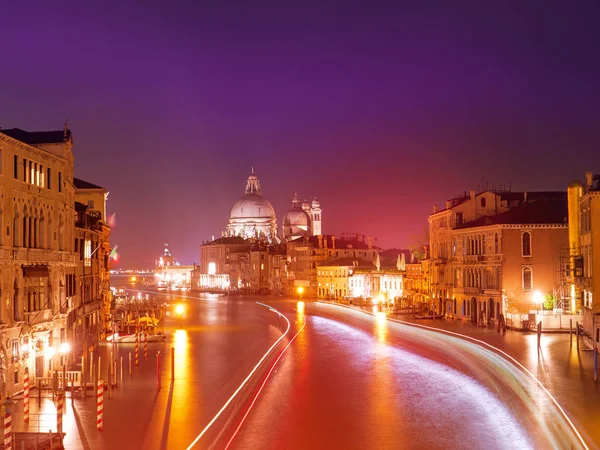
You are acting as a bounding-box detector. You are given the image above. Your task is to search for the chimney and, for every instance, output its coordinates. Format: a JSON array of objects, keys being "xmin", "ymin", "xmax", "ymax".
[
  {"xmin": 524, "ymin": 192, "xmax": 527, "ymax": 202},
  {"xmin": 324, "ymin": 236, "xmax": 328, "ymax": 249},
  {"xmin": 433, "ymin": 205, "xmax": 438, "ymax": 213},
  {"xmin": 469, "ymin": 190, "xmax": 475, "ymax": 201},
  {"xmin": 367, "ymin": 236, "xmax": 373, "ymax": 250},
  {"xmin": 585, "ymin": 172, "xmax": 593, "ymax": 189},
  {"xmin": 445, "ymin": 200, "xmax": 452, "ymax": 209},
  {"xmin": 318, "ymin": 235, "xmax": 323, "ymax": 248},
  {"xmin": 331, "ymin": 236, "xmax": 336, "ymax": 249}
]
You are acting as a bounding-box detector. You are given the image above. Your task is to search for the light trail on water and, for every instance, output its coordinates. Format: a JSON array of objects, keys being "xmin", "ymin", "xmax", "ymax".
[
  {"xmin": 224, "ymin": 307, "xmax": 307, "ymax": 450},
  {"xmin": 184, "ymin": 302, "xmax": 291, "ymax": 449}
]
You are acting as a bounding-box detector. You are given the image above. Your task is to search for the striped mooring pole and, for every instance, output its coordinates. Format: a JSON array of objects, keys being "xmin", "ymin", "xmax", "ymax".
[
  {"xmin": 24, "ymin": 367, "xmax": 30, "ymax": 423},
  {"xmin": 4, "ymin": 401, "xmax": 12, "ymax": 450},
  {"xmin": 97, "ymin": 379, "xmax": 104, "ymax": 431},
  {"xmin": 56, "ymin": 392, "xmax": 64, "ymax": 435},
  {"xmin": 135, "ymin": 332, "xmax": 139, "ymax": 366},
  {"xmin": 144, "ymin": 331, "xmax": 148, "ymax": 360}
]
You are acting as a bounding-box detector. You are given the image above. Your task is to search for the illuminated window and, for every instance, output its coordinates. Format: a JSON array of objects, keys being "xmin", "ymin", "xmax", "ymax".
[
  {"xmin": 84, "ymin": 239, "xmax": 91, "ymax": 266},
  {"xmin": 208, "ymin": 262, "xmax": 216, "ymax": 275},
  {"xmin": 522, "ymin": 232, "xmax": 531, "ymax": 257},
  {"xmin": 522, "ymin": 266, "xmax": 532, "ymax": 290}
]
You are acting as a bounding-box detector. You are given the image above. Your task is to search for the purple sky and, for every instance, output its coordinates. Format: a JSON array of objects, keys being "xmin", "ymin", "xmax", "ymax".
[{"xmin": 2, "ymin": 1, "xmax": 600, "ymax": 266}]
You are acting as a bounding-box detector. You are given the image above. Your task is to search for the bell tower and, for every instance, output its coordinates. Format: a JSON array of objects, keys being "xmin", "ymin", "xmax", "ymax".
[{"xmin": 310, "ymin": 197, "xmax": 322, "ymax": 236}]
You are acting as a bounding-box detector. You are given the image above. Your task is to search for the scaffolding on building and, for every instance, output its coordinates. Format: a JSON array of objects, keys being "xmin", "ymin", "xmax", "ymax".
[
  {"xmin": 553, "ymin": 245, "xmax": 584, "ymax": 313},
  {"xmin": 553, "ymin": 247, "xmax": 571, "ymax": 312}
]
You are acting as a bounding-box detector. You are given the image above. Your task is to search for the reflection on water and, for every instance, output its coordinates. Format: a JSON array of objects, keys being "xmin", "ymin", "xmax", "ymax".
[
  {"xmin": 297, "ymin": 301, "xmax": 305, "ymax": 315},
  {"xmin": 374, "ymin": 311, "xmax": 387, "ymax": 343}
]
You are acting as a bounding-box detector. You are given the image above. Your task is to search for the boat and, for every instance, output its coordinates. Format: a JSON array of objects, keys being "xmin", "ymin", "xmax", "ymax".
[{"xmin": 106, "ymin": 332, "xmax": 166, "ymax": 343}]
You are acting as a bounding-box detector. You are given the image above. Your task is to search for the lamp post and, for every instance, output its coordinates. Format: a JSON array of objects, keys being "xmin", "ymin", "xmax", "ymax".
[{"xmin": 533, "ymin": 291, "xmax": 544, "ymax": 316}]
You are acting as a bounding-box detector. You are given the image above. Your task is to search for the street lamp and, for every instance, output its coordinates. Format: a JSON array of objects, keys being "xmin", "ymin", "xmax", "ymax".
[
  {"xmin": 175, "ymin": 303, "xmax": 184, "ymax": 328},
  {"xmin": 297, "ymin": 286, "xmax": 304, "ymax": 303},
  {"xmin": 533, "ymin": 290, "xmax": 544, "ymax": 315}
]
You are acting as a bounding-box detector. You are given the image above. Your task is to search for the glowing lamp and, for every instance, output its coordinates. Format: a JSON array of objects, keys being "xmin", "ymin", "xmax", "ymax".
[
  {"xmin": 533, "ymin": 291, "xmax": 544, "ymax": 305},
  {"xmin": 175, "ymin": 304, "xmax": 185, "ymax": 316},
  {"xmin": 297, "ymin": 287, "xmax": 304, "ymax": 295},
  {"xmin": 58, "ymin": 342, "xmax": 71, "ymax": 354}
]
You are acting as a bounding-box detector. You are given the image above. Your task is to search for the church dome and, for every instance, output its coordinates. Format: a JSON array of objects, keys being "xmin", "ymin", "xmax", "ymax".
[
  {"xmin": 230, "ymin": 194, "xmax": 276, "ymax": 219},
  {"xmin": 226, "ymin": 169, "xmax": 279, "ymax": 243},
  {"xmin": 282, "ymin": 194, "xmax": 311, "ymax": 241}
]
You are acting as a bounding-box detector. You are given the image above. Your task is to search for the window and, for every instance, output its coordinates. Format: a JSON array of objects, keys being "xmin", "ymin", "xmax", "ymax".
[
  {"xmin": 88, "ymin": 200, "xmax": 95, "ymax": 209},
  {"xmin": 456, "ymin": 212, "xmax": 463, "ymax": 227},
  {"xmin": 23, "ymin": 158, "xmax": 27, "ymax": 182},
  {"xmin": 480, "ymin": 198, "xmax": 486, "ymax": 208},
  {"xmin": 481, "ymin": 235, "xmax": 485, "ymax": 254},
  {"xmin": 208, "ymin": 262, "xmax": 216, "ymax": 275},
  {"xmin": 58, "ymin": 172, "xmax": 62, "ymax": 192},
  {"xmin": 522, "ymin": 266, "xmax": 532, "ymax": 290},
  {"xmin": 47, "ymin": 168, "xmax": 51, "ymax": 189},
  {"xmin": 494, "ymin": 233, "xmax": 499, "ymax": 254},
  {"xmin": 84, "ymin": 239, "xmax": 91, "ymax": 266},
  {"xmin": 13, "ymin": 155, "xmax": 18, "ymax": 179},
  {"xmin": 452, "ymin": 237, "xmax": 456, "ymax": 256},
  {"xmin": 522, "ymin": 231, "xmax": 531, "ymax": 256}
]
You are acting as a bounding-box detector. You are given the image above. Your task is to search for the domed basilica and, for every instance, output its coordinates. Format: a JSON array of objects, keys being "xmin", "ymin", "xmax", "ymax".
[{"xmin": 225, "ymin": 170, "xmax": 322, "ymax": 243}]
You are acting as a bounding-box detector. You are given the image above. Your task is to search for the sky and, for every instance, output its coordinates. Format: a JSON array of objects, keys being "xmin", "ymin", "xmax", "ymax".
[{"xmin": 2, "ymin": 0, "xmax": 600, "ymax": 266}]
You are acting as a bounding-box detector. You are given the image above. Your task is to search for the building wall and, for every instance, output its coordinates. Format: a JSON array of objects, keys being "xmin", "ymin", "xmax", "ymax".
[
  {"xmin": 0, "ymin": 131, "xmax": 79, "ymax": 395},
  {"xmin": 580, "ymin": 192, "xmax": 600, "ymax": 342},
  {"xmin": 502, "ymin": 226, "xmax": 568, "ymax": 314}
]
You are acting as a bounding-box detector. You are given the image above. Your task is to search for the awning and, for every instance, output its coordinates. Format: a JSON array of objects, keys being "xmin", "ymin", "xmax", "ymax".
[{"xmin": 23, "ymin": 266, "xmax": 49, "ymax": 277}]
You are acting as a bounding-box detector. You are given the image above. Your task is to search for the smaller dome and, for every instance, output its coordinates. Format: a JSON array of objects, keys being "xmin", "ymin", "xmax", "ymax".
[{"xmin": 282, "ymin": 194, "xmax": 311, "ymax": 240}]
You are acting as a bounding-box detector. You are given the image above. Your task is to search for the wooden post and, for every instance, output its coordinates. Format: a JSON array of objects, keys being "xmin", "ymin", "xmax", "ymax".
[
  {"xmin": 576, "ymin": 321, "xmax": 580, "ymax": 350},
  {"xmin": 23, "ymin": 367, "xmax": 29, "ymax": 423},
  {"xmin": 157, "ymin": 351, "xmax": 161, "ymax": 390},
  {"xmin": 171, "ymin": 346, "xmax": 175, "ymax": 380},
  {"xmin": 96, "ymin": 379, "xmax": 103, "ymax": 431},
  {"xmin": 128, "ymin": 352, "xmax": 132, "ymax": 376}
]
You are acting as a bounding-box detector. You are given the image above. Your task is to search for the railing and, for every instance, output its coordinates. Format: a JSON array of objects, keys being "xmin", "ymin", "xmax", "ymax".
[
  {"xmin": 25, "ymin": 309, "xmax": 53, "ymax": 326},
  {"xmin": 10, "ymin": 413, "xmax": 59, "ymax": 433},
  {"xmin": 57, "ymin": 370, "xmax": 82, "ymax": 387}
]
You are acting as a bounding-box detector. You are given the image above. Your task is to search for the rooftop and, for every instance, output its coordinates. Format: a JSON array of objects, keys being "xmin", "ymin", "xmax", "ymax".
[
  {"xmin": 457, "ymin": 198, "xmax": 568, "ymax": 229},
  {"xmin": 0, "ymin": 127, "xmax": 71, "ymax": 145},
  {"xmin": 74, "ymin": 178, "xmax": 104, "ymax": 190},
  {"xmin": 318, "ymin": 257, "xmax": 374, "ymax": 268}
]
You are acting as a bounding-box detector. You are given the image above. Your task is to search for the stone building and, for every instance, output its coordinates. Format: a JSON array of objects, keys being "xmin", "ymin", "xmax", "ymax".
[
  {"xmin": 429, "ymin": 189, "xmax": 566, "ymax": 319},
  {"xmin": 451, "ymin": 197, "xmax": 568, "ymax": 325},
  {"xmin": 0, "ymin": 126, "xmax": 112, "ymax": 395},
  {"xmin": 71, "ymin": 196, "xmax": 111, "ymax": 357},
  {"xmin": 568, "ymin": 172, "xmax": 600, "ymax": 344}
]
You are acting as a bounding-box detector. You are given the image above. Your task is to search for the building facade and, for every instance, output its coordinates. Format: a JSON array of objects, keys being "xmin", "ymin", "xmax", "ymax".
[
  {"xmin": 429, "ymin": 189, "xmax": 567, "ymax": 320},
  {"xmin": 0, "ymin": 126, "xmax": 110, "ymax": 395},
  {"xmin": 569, "ymin": 172, "xmax": 600, "ymax": 345}
]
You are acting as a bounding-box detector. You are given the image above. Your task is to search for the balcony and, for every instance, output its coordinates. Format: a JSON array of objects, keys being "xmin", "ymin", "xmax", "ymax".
[
  {"xmin": 24, "ymin": 309, "xmax": 53, "ymax": 326},
  {"xmin": 463, "ymin": 287, "xmax": 482, "ymax": 295}
]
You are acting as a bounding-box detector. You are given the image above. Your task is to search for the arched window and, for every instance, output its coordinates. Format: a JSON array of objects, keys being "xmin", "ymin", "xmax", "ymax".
[
  {"xmin": 494, "ymin": 233, "xmax": 499, "ymax": 254},
  {"xmin": 522, "ymin": 231, "xmax": 531, "ymax": 257},
  {"xmin": 522, "ymin": 266, "xmax": 532, "ymax": 290},
  {"xmin": 452, "ymin": 237, "xmax": 456, "ymax": 256},
  {"xmin": 481, "ymin": 235, "xmax": 485, "ymax": 255},
  {"xmin": 481, "ymin": 198, "xmax": 487, "ymax": 208}
]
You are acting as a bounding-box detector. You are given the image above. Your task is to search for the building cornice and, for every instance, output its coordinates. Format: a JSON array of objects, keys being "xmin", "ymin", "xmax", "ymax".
[
  {"xmin": 0, "ymin": 132, "xmax": 67, "ymax": 164},
  {"xmin": 452, "ymin": 223, "xmax": 566, "ymax": 233}
]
